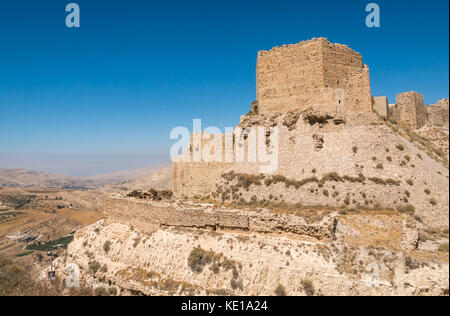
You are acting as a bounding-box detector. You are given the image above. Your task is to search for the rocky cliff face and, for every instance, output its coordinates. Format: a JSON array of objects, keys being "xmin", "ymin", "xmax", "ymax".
[{"xmin": 49, "ymin": 198, "xmax": 449, "ymax": 296}]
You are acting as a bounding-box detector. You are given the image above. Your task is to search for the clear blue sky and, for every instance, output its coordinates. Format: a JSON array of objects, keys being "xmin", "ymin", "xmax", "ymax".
[{"xmin": 0, "ymin": 0, "xmax": 448, "ymax": 176}]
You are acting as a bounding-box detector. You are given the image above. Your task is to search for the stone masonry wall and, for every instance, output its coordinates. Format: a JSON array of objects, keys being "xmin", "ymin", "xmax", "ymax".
[
  {"xmin": 426, "ymin": 98, "xmax": 449, "ymax": 127},
  {"xmin": 387, "ymin": 104, "xmax": 401, "ymax": 122},
  {"xmin": 256, "ymin": 38, "xmax": 371, "ymax": 114},
  {"xmin": 342, "ymin": 66, "xmax": 372, "ymax": 113},
  {"xmin": 256, "ymin": 39, "xmax": 324, "ymax": 114},
  {"xmin": 373, "ymin": 96, "xmax": 388, "ymax": 118},
  {"xmin": 101, "ymin": 197, "xmax": 337, "ymax": 240},
  {"xmin": 396, "ymin": 92, "xmax": 427, "ymax": 129},
  {"xmin": 173, "ymin": 132, "xmax": 239, "ymax": 196},
  {"xmin": 173, "ymin": 110, "xmax": 449, "ymax": 228},
  {"xmin": 173, "ymin": 161, "xmax": 233, "ymax": 196}
]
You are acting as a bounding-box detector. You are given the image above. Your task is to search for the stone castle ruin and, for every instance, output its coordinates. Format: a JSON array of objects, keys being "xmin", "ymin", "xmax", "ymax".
[
  {"xmin": 377, "ymin": 92, "xmax": 449, "ymax": 130},
  {"xmin": 49, "ymin": 37, "xmax": 449, "ymax": 297},
  {"xmin": 254, "ymin": 37, "xmax": 372, "ymax": 115},
  {"xmin": 174, "ymin": 38, "xmax": 375, "ymax": 196},
  {"xmin": 426, "ymin": 98, "xmax": 449, "ymax": 127},
  {"xmin": 172, "ymin": 38, "xmax": 449, "ymax": 230},
  {"xmin": 390, "ymin": 92, "xmax": 427, "ymax": 129}
]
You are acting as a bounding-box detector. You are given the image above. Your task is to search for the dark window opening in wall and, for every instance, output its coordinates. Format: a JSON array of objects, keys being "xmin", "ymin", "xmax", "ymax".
[{"xmin": 339, "ymin": 100, "xmax": 341, "ymax": 104}]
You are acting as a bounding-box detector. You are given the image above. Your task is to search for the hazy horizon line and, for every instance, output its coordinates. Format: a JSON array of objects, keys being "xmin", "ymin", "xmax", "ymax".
[{"xmin": 0, "ymin": 152, "xmax": 170, "ymax": 178}]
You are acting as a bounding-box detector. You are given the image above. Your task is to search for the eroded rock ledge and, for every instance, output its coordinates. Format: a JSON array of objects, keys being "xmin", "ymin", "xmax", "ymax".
[{"xmin": 102, "ymin": 197, "xmax": 338, "ymax": 240}]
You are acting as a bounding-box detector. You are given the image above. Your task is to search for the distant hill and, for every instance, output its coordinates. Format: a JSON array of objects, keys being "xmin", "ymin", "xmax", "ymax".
[
  {"xmin": 0, "ymin": 169, "xmax": 99, "ymax": 190},
  {"xmin": 99, "ymin": 165, "xmax": 172, "ymax": 193},
  {"xmin": 84, "ymin": 163, "xmax": 171, "ymax": 186},
  {"xmin": 0, "ymin": 163, "xmax": 172, "ymax": 191}
]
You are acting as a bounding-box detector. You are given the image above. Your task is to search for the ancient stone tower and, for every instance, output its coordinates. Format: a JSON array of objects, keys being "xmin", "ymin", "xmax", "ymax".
[
  {"xmin": 255, "ymin": 37, "xmax": 372, "ymax": 115},
  {"xmin": 394, "ymin": 91, "xmax": 427, "ymax": 129},
  {"xmin": 387, "ymin": 92, "xmax": 447, "ymax": 130}
]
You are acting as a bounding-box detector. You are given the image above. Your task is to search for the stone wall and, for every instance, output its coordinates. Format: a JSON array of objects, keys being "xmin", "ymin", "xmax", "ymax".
[
  {"xmin": 342, "ymin": 66, "xmax": 372, "ymax": 113},
  {"xmin": 426, "ymin": 98, "xmax": 449, "ymax": 127},
  {"xmin": 173, "ymin": 161, "xmax": 233, "ymax": 196},
  {"xmin": 256, "ymin": 38, "xmax": 371, "ymax": 114},
  {"xmin": 387, "ymin": 104, "xmax": 400, "ymax": 121},
  {"xmin": 373, "ymin": 96, "xmax": 388, "ymax": 118},
  {"xmin": 256, "ymin": 39, "xmax": 325, "ymax": 114},
  {"xmin": 172, "ymin": 110, "xmax": 449, "ymax": 228},
  {"xmin": 173, "ymin": 132, "xmax": 240, "ymax": 196},
  {"xmin": 102, "ymin": 197, "xmax": 337, "ymax": 240},
  {"xmin": 395, "ymin": 92, "xmax": 427, "ymax": 129},
  {"xmin": 388, "ymin": 94, "xmax": 449, "ymax": 129},
  {"xmin": 174, "ymin": 38, "xmax": 376, "ymax": 197}
]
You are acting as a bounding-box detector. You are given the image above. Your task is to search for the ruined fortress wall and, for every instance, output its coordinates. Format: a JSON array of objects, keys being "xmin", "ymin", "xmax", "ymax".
[
  {"xmin": 427, "ymin": 106, "xmax": 445, "ymax": 126},
  {"xmin": 396, "ymin": 92, "xmax": 426, "ymax": 129},
  {"xmin": 388, "ymin": 92, "xmax": 446, "ymax": 129},
  {"xmin": 342, "ymin": 66, "xmax": 372, "ymax": 113},
  {"xmin": 171, "ymin": 111, "xmax": 449, "ymax": 228},
  {"xmin": 416, "ymin": 100, "xmax": 427, "ymax": 128},
  {"xmin": 172, "ymin": 161, "xmax": 185, "ymax": 195},
  {"xmin": 373, "ymin": 96, "xmax": 388, "ymax": 118},
  {"xmin": 256, "ymin": 38, "xmax": 371, "ymax": 114},
  {"xmin": 173, "ymin": 161, "xmax": 233, "ymax": 196},
  {"xmin": 387, "ymin": 104, "xmax": 401, "ymax": 122},
  {"xmin": 322, "ymin": 42, "xmax": 372, "ymax": 114},
  {"xmin": 426, "ymin": 99, "xmax": 449, "ymax": 127},
  {"xmin": 399, "ymin": 92, "xmax": 426, "ymax": 129},
  {"xmin": 439, "ymin": 98, "xmax": 450, "ymax": 111},
  {"xmin": 322, "ymin": 42, "xmax": 365, "ymax": 88},
  {"xmin": 102, "ymin": 198, "xmax": 336, "ymax": 240},
  {"xmin": 256, "ymin": 39, "xmax": 325, "ymax": 114},
  {"xmin": 173, "ymin": 132, "xmax": 239, "ymax": 196},
  {"xmin": 173, "ymin": 134, "xmax": 263, "ymax": 197}
]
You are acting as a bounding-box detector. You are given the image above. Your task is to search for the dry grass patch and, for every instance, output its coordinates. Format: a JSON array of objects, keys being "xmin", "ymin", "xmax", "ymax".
[
  {"xmin": 301, "ymin": 279, "xmax": 315, "ymax": 296},
  {"xmin": 396, "ymin": 144, "xmax": 405, "ymax": 151},
  {"xmin": 438, "ymin": 243, "xmax": 449, "ymax": 252},
  {"xmin": 274, "ymin": 284, "xmax": 287, "ymax": 296},
  {"xmin": 103, "ymin": 240, "xmax": 111, "ymax": 253}
]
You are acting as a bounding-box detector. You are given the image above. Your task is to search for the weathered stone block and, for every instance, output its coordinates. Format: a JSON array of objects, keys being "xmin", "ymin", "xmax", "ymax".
[
  {"xmin": 396, "ymin": 91, "xmax": 426, "ymax": 129},
  {"xmin": 373, "ymin": 96, "xmax": 388, "ymax": 118}
]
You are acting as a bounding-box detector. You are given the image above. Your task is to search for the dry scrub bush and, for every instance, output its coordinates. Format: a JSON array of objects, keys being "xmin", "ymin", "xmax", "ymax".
[
  {"xmin": 301, "ymin": 279, "xmax": 315, "ymax": 296},
  {"xmin": 274, "ymin": 284, "xmax": 287, "ymax": 296}
]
